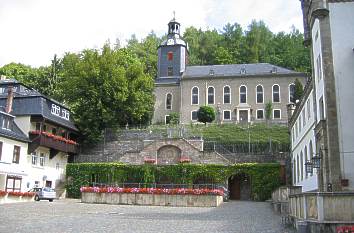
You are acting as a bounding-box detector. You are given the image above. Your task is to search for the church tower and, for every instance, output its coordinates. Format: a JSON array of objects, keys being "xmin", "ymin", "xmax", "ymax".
[{"xmin": 157, "ymin": 17, "xmax": 188, "ymax": 78}]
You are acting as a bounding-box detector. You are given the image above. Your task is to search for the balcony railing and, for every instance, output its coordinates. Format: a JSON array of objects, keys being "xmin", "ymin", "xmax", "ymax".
[{"xmin": 29, "ymin": 131, "xmax": 79, "ymax": 155}]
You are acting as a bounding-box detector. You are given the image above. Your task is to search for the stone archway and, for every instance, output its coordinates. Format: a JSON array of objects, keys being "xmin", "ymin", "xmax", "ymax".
[
  {"xmin": 157, "ymin": 145, "xmax": 181, "ymax": 165},
  {"xmin": 228, "ymin": 173, "xmax": 251, "ymax": 200}
]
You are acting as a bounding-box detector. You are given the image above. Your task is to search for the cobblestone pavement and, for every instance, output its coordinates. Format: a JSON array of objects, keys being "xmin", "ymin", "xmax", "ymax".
[{"xmin": 0, "ymin": 199, "xmax": 294, "ymax": 233}]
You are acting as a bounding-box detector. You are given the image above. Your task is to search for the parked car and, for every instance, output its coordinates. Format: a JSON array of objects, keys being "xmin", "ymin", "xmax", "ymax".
[
  {"xmin": 217, "ymin": 185, "xmax": 230, "ymax": 202},
  {"xmin": 29, "ymin": 187, "xmax": 56, "ymax": 202}
]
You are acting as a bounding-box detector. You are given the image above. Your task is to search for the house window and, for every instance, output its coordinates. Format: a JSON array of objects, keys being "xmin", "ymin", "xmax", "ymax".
[
  {"xmin": 166, "ymin": 93, "xmax": 172, "ymax": 110},
  {"xmin": 223, "ymin": 110, "xmax": 231, "ymax": 120},
  {"xmin": 316, "ymin": 54, "xmax": 322, "ymax": 81},
  {"xmin": 272, "ymin": 84, "xmax": 280, "ymax": 103},
  {"xmin": 289, "ymin": 84, "xmax": 295, "ymax": 103},
  {"xmin": 31, "ymin": 152, "xmax": 38, "ymax": 166},
  {"xmin": 208, "ymin": 87, "xmax": 214, "ymax": 105},
  {"xmin": 223, "ymin": 86, "xmax": 231, "ymax": 104},
  {"xmin": 239, "ymin": 85, "xmax": 247, "ymax": 103},
  {"xmin": 167, "ymin": 67, "xmax": 173, "ymax": 76},
  {"xmin": 2, "ymin": 117, "xmax": 11, "ymax": 130},
  {"xmin": 191, "ymin": 87, "xmax": 199, "ymax": 105},
  {"xmin": 35, "ymin": 122, "xmax": 41, "ymax": 131},
  {"xmin": 167, "ymin": 51, "xmax": 173, "ymax": 61},
  {"xmin": 273, "ymin": 109, "xmax": 281, "ymax": 119},
  {"xmin": 12, "ymin": 146, "xmax": 20, "ymax": 164},
  {"xmin": 300, "ymin": 151, "xmax": 304, "ymax": 181},
  {"xmin": 0, "ymin": 141, "xmax": 2, "ymax": 160},
  {"xmin": 256, "ymin": 109, "xmax": 264, "ymax": 119},
  {"xmin": 56, "ymin": 163, "xmax": 60, "ymax": 170},
  {"xmin": 256, "ymin": 85, "xmax": 263, "ymax": 103},
  {"xmin": 6, "ymin": 176, "xmax": 22, "ymax": 192},
  {"xmin": 40, "ymin": 153, "xmax": 45, "ymax": 167},
  {"xmin": 52, "ymin": 128, "xmax": 57, "ymax": 135},
  {"xmin": 43, "ymin": 124, "xmax": 47, "ymax": 131},
  {"xmin": 191, "ymin": 111, "xmax": 198, "ymax": 121},
  {"xmin": 165, "ymin": 115, "xmax": 171, "ymax": 124}
]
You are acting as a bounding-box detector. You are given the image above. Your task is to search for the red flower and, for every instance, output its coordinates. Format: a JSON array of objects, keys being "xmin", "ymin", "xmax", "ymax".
[
  {"xmin": 179, "ymin": 156, "xmax": 191, "ymax": 163},
  {"xmin": 144, "ymin": 157, "xmax": 156, "ymax": 164}
]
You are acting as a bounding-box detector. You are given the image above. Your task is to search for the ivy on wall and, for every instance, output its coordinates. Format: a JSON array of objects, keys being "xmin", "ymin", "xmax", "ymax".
[{"xmin": 66, "ymin": 163, "xmax": 281, "ymax": 201}]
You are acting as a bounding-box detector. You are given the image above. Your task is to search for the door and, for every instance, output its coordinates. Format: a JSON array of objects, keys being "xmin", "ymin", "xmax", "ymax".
[
  {"xmin": 229, "ymin": 176, "xmax": 241, "ymax": 200},
  {"xmin": 45, "ymin": 180, "xmax": 52, "ymax": 188},
  {"xmin": 239, "ymin": 110, "xmax": 248, "ymax": 123}
]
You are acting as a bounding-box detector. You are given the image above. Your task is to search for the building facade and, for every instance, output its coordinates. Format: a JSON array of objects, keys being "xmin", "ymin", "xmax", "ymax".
[
  {"xmin": 0, "ymin": 78, "xmax": 79, "ymax": 193},
  {"xmin": 153, "ymin": 18, "xmax": 307, "ymax": 125}
]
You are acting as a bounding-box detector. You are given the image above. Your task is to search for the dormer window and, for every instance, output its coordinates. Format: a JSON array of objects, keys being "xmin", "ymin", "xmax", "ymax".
[
  {"xmin": 209, "ymin": 69, "xmax": 214, "ymax": 76},
  {"xmin": 240, "ymin": 67, "xmax": 246, "ymax": 74},
  {"xmin": 271, "ymin": 66, "xmax": 277, "ymax": 73},
  {"xmin": 167, "ymin": 52, "xmax": 173, "ymax": 61},
  {"xmin": 1, "ymin": 116, "xmax": 12, "ymax": 130}
]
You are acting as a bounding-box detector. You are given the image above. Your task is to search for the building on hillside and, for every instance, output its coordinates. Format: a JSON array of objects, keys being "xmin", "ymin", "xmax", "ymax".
[
  {"xmin": 284, "ymin": 0, "xmax": 354, "ymax": 231},
  {"xmin": 0, "ymin": 77, "xmax": 79, "ymax": 192},
  {"xmin": 152, "ymin": 18, "xmax": 307, "ymax": 125}
]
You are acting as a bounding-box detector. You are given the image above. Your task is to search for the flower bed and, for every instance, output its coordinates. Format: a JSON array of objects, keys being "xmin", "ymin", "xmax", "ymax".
[
  {"xmin": 30, "ymin": 130, "xmax": 78, "ymax": 145},
  {"xmin": 80, "ymin": 186, "xmax": 223, "ymax": 196},
  {"xmin": 81, "ymin": 186, "xmax": 224, "ymax": 207},
  {"xmin": 7, "ymin": 191, "xmax": 36, "ymax": 197},
  {"xmin": 0, "ymin": 191, "xmax": 36, "ymax": 204}
]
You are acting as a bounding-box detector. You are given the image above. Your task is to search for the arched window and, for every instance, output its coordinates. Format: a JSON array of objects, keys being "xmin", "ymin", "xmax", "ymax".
[
  {"xmin": 256, "ymin": 85, "xmax": 263, "ymax": 103},
  {"xmin": 273, "ymin": 84, "xmax": 280, "ymax": 103},
  {"xmin": 208, "ymin": 86, "xmax": 214, "ymax": 105},
  {"xmin": 223, "ymin": 86, "xmax": 231, "ymax": 104},
  {"xmin": 240, "ymin": 85, "xmax": 247, "ymax": 103},
  {"xmin": 289, "ymin": 83, "xmax": 295, "ymax": 103},
  {"xmin": 166, "ymin": 93, "xmax": 172, "ymax": 110},
  {"xmin": 191, "ymin": 87, "xmax": 199, "ymax": 105},
  {"xmin": 309, "ymin": 140, "xmax": 314, "ymax": 176},
  {"xmin": 297, "ymin": 154, "xmax": 299, "ymax": 183}
]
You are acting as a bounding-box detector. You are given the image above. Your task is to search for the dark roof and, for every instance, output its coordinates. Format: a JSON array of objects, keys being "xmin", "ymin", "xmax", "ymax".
[
  {"xmin": 183, "ymin": 63, "xmax": 305, "ymax": 78},
  {"xmin": 155, "ymin": 77, "xmax": 180, "ymax": 85},
  {"xmin": 0, "ymin": 79, "xmax": 78, "ymax": 131},
  {"xmin": 0, "ymin": 112, "xmax": 29, "ymax": 142}
]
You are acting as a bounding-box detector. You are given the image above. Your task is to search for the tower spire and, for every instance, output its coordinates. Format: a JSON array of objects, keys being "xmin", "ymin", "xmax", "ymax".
[{"xmin": 173, "ymin": 11, "xmax": 175, "ymax": 21}]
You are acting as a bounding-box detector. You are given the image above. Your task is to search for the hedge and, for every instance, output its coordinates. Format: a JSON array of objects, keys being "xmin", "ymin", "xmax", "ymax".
[{"xmin": 66, "ymin": 163, "xmax": 281, "ymax": 201}]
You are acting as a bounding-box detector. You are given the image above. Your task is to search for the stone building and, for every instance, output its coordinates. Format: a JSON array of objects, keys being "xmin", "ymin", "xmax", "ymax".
[
  {"xmin": 153, "ymin": 18, "xmax": 307, "ymax": 124},
  {"xmin": 281, "ymin": 0, "xmax": 354, "ymax": 232}
]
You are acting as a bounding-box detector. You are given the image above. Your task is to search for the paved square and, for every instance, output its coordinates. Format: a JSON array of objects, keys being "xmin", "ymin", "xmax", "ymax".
[{"xmin": 0, "ymin": 199, "xmax": 294, "ymax": 233}]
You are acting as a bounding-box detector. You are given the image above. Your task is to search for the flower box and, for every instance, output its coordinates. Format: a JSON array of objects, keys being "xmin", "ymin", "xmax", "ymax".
[
  {"xmin": 144, "ymin": 157, "xmax": 156, "ymax": 164},
  {"xmin": 179, "ymin": 156, "xmax": 191, "ymax": 163}
]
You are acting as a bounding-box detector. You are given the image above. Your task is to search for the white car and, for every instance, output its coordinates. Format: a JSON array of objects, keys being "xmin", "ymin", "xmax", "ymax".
[{"xmin": 29, "ymin": 187, "xmax": 56, "ymax": 202}]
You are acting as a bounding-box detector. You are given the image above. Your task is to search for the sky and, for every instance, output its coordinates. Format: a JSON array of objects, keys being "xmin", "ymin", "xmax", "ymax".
[{"xmin": 0, "ymin": 0, "xmax": 304, "ymax": 68}]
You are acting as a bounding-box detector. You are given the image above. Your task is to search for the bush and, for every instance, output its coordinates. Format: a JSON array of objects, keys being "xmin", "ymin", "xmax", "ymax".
[{"xmin": 197, "ymin": 106, "xmax": 215, "ymax": 124}]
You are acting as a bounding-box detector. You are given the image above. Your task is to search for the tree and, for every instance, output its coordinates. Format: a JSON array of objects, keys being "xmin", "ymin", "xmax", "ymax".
[
  {"xmin": 168, "ymin": 112, "xmax": 180, "ymax": 125},
  {"xmin": 197, "ymin": 106, "xmax": 215, "ymax": 124},
  {"xmin": 60, "ymin": 44, "xmax": 154, "ymax": 144},
  {"xmin": 294, "ymin": 78, "xmax": 304, "ymax": 102},
  {"xmin": 265, "ymin": 101, "xmax": 273, "ymax": 125}
]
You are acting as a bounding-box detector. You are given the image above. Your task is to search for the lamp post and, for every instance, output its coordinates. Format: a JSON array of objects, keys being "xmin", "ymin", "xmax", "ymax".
[{"xmin": 305, "ymin": 160, "xmax": 313, "ymax": 175}]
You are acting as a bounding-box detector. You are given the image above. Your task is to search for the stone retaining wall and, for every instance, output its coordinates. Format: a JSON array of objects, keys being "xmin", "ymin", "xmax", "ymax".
[{"xmin": 81, "ymin": 192, "xmax": 223, "ymax": 207}]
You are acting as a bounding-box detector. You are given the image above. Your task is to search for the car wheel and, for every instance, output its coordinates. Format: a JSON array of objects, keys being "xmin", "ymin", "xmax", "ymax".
[
  {"xmin": 34, "ymin": 195, "xmax": 40, "ymax": 201},
  {"xmin": 49, "ymin": 199, "xmax": 53, "ymax": 202}
]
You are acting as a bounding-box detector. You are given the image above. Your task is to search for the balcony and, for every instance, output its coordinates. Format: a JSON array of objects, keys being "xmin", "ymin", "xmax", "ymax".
[{"xmin": 28, "ymin": 131, "xmax": 79, "ymax": 158}]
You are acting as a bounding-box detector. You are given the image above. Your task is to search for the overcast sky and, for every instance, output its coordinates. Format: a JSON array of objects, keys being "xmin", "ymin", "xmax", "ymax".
[{"xmin": 0, "ymin": 0, "xmax": 304, "ymax": 67}]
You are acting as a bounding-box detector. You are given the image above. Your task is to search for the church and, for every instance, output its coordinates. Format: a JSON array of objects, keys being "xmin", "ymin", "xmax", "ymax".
[{"xmin": 152, "ymin": 18, "xmax": 307, "ymax": 124}]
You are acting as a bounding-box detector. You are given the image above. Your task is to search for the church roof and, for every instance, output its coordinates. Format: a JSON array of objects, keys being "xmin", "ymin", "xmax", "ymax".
[
  {"xmin": 183, "ymin": 63, "xmax": 305, "ymax": 78},
  {"xmin": 155, "ymin": 77, "xmax": 180, "ymax": 85}
]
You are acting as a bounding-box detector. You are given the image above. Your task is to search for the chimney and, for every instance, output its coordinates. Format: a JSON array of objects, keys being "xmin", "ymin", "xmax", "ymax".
[{"xmin": 5, "ymin": 86, "xmax": 14, "ymax": 113}]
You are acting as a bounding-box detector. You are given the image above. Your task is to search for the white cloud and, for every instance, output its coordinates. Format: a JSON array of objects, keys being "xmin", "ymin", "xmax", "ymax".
[{"xmin": 0, "ymin": 0, "xmax": 304, "ymax": 67}]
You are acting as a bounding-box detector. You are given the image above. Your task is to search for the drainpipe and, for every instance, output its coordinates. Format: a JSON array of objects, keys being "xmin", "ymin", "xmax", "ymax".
[{"xmin": 5, "ymin": 86, "xmax": 14, "ymax": 113}]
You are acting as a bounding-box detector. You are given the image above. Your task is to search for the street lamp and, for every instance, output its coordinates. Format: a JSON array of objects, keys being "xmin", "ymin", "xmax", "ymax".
[
  {"xmin": 311, "ymin": 154, "xmax": 321, "ymax": 169},
  {"xmin": 305, "ymin": 160, "xmax": 313, "ymax": 174}
]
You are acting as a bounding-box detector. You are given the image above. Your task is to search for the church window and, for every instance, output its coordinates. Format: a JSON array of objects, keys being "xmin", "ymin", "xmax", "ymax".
[
  {"xmin": 289, "ymin": 83, "xmax": 295, "ymax": 103},
  {"xmin": 256, "ymin": 85, "xmax": 263, "ymax": 103},
  {"xmin": 166, "ymin": 93, "xmax": 172, "ymax": 110},
  {"xmin": 223, "ymin": 110, "xmax": 231, "ymax": 120},
  {"xmin": 167, "ymin": 52, "xmax": 173, "ymax": 61},
  {"xmin": 256, "ymin": 109, "xmax": 264, "ymax": 119},
  {"xmin": 273, "ymin": 109, "xmax": 281, "ymax": 119},
  {"xmin": 165, "ymin": 115, "xmax": 171, "ymax": 124},
  {"xmin": 191, "ymin": 87, "xmax": 199, "ymax": 105},
  {"xmin": 167, "ymin": 67, "xmax": 173, "ymax": 76},
  {"xmin": 304, "ymin": 146, "xmax": 308, "ymax": 178},
  {"xmin": 239, "ymin": 85, "xmax": 247, "ymax": 104},
  {"xmin": 316, "ymin": 55, "xmax": 322, "ymax": 81},
  {"xmin": 208, "ymin": 87, "xmax": 214, "ymax": 105},
  {"xmin": 272, "ymin": 84, "xmax": 280, "ymax": 103},
  {"xmin": 223, "ymin": 86, "xmax": 231, "ymax": 104},
  {"xmin": 296, "ymin": 154, "xmax": 299, "ymax": 183},
  {"xmin": 191, "ymin": 111, "xmax": 198, "ymax": 121},
  {"xmin": 300, "ymin": 151, "xmax": 304, "ymax": 181}
]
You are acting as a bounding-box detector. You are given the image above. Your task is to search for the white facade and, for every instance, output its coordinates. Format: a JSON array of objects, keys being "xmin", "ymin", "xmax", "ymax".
[
  {"xmin": 328, "ymin": 2, "xmax": 354, "ymax": 190},
  {"xmin": 291, "ymin": 90, "xmax": 318, "ymax": 192}
]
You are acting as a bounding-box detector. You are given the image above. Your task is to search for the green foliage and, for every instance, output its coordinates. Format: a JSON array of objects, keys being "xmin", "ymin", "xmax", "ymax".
[
  {"xmin": 265, "ymin": 101, "xmax": 273, "ymax": 120},
  {"xmin": 168, "ymin": 112, "xmax": 180, "ymax": 125},
  {"xmin": 66, "ymin": 163, "xmax": 281, "ymax": 201},
  {"xmin": 197, "ymin": 106, "xmax": 216, "ymax": 124},
  {"xmin": 294, "ymin": 78, "xmax": 304, "ymax": 102}
]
